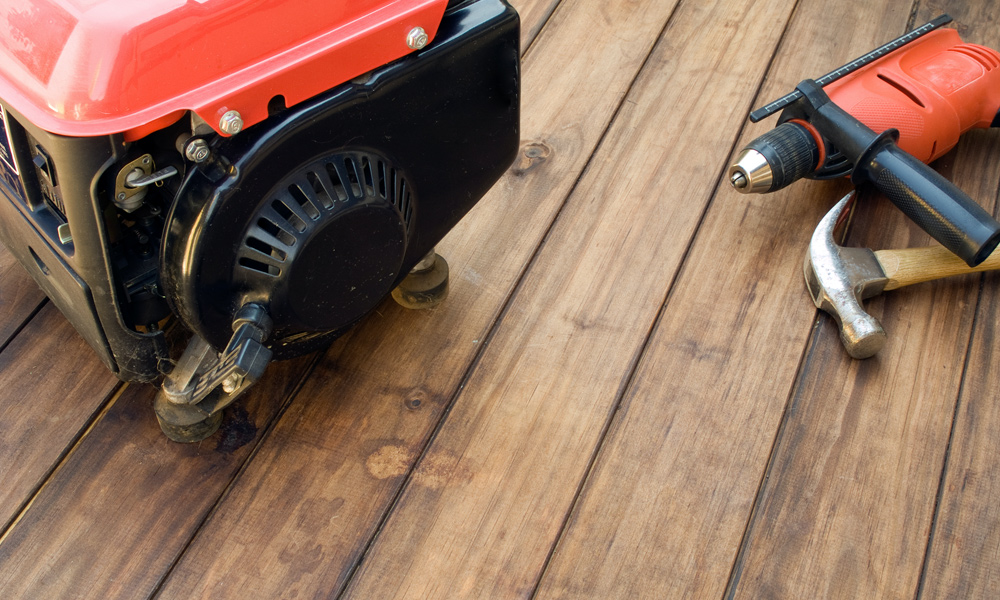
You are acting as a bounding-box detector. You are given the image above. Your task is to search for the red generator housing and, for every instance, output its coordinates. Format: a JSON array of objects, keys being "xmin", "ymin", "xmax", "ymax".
[{"xmin": 0, "ymin": 0, "xmax": 520, "ymax": 440}]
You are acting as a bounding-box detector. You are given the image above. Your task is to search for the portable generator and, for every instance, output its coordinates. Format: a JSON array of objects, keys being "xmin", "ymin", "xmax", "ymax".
[{"xmin": 0, "ymin": 0, "xmax": 520, "ymax": 441}]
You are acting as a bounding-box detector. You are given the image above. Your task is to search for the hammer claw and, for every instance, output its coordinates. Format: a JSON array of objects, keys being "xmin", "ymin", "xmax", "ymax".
[{"xmin": 805, "ymin": 191, "xmax": 890, "ymax": 358}]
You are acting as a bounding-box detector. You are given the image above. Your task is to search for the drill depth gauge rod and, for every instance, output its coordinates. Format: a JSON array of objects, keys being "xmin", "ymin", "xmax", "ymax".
[{"xmin": 730, "ymin": 16, "xmax": 1000, "ymax": 267}]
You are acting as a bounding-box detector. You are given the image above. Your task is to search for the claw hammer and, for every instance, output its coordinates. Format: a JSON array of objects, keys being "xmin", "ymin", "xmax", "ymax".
[{"xmin": 804, "ymin": 191, "xmax": 1000, "ymax": 358}]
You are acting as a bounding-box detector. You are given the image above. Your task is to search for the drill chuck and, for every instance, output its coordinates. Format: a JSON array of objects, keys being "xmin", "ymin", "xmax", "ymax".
[{"xmin": 729, "ymin": 121, "xmax": 820, "ymax": 193}]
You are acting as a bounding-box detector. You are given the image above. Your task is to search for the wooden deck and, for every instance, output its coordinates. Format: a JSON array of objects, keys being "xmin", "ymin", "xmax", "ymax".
[{"xmin": 2, "ymin": 0, "xmax": 1000, "ymax": 597}]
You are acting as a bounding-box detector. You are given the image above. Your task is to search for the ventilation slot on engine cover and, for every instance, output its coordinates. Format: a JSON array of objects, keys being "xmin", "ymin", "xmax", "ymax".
[
  {"xmin": 236, "ymin": 151, "xmax": 414, "ymax": 284},
  {"xmin": 239, "ymin": 235, "xmax": 286, "ymax": 276}
]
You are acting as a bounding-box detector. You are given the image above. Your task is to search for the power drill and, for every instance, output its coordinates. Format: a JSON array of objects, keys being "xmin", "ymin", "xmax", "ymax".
[{"xmin": 729, "ymin": 16, "xmax": 1000, "ymax": 266}]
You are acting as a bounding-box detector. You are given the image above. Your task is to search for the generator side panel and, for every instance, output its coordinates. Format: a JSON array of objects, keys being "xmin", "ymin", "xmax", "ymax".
[{"xmin": 0, "ymin": 106, "xmax": 168, "ymax": 381}]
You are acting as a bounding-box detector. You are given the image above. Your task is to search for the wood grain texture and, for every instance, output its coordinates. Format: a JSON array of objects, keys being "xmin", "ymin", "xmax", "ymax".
[
  {"xmin": 517, "ymin": 0, "xmax": 563, "ymax": 51},
  {"xmin": 0, "ymin": 351, "xmax": 317, "ymax": 599},
  {"xmin": 878, "ymin": 244, "xmax": 1000, "ymax": 291},
  {"xmin": 153, "ymin": 0, "xmax": 690, "ymax": 597},
  {"xmin": 341, "ymin": 0, "xmax": 803, "ymax": 597},
  {"xmin": 0, "ymin": 303, "xmax": 118, "ymax": 532},
  {"xmin": 530, "ymin": 0, "xmax": 911, "ymax": 597},
  {"xmin": 0, "ymin": 244, "xmax": 45, "ymax": 348},
  {"xmin": 920, "ymin": 268, "xmax": 1000, "ymax": 599},
  {"xmin": 730, "ymin": 2, "xmax": 1000, "ymax": 598}
]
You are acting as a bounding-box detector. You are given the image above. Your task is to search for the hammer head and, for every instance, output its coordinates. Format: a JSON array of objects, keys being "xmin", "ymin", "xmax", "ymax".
[{"xmin": 803, "ymin": 192, "xmax": 891, "ymax": 358}]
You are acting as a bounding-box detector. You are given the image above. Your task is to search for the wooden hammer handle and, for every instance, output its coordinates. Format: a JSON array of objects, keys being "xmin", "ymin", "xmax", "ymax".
[{"xmin": 874, "ymin": 245, "xmax": 1000, "ymax": 291}]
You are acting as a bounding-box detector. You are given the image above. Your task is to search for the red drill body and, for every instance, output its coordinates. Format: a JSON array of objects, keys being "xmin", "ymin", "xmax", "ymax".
[{"xmin": 825, "ymin": 28, "xmax": 1000, "ymax": 165}]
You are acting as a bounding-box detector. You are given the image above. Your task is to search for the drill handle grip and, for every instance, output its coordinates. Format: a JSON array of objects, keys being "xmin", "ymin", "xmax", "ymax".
[
  {"xmin": 793, "ymin": 79, "xmax": 1000, "ymax": 267},
  {"xmin": 861, "ymin": 142, "xmax": 1000, "ymax": 267}
]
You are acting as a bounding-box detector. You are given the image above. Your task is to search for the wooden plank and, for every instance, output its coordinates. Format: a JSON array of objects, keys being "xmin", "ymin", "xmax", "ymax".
[
  {"xmin": 909, "ymin": 13, "xmax": 1000, "ymax": 597},
  {"xmin": 151, "ymin": 0, "xmax": 693, "ymax": 598},
  {"xmin": 338, "ymin": 0, "xmax": 805, "ymax": 597},
  {"xmin": 0, "ymin": 303, "xmax": 118, "ymax": 532},
  {"xmin": 920, "ymin": 272, "xmax": 1000, "ymax": 599},
  {"xmin": 517, "ymin": 0, "xmax": 562, "ymax": 51},
  {"xmin": 0, "ymin": 349, "xmax": 318, "ymax": 598},
  {"xmin": 729, "ymin": 2, "xmax": 1000, "ymax": 597},
  {"xmin": 0, "ymin": 244, "xmax": 45, "ymax": 348},
  {"xmin": 533, "ymin": 0, "xmax": 934, "ymax": 598}
]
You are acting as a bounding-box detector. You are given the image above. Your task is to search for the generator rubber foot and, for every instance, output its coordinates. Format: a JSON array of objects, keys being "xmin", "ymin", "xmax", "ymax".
[
  {"xmin": 154, "ymin": 393, "xmax": 223, "ymax": 443},
  {"xmin": 392, "ymin": 252, "xmax": 449, "ymax": 309}
]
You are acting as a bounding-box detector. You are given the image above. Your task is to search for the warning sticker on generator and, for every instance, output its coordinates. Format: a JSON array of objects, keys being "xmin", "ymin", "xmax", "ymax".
[{"xmin": 0, "ymin": 105, "xmax": 26, "ymax": 203}]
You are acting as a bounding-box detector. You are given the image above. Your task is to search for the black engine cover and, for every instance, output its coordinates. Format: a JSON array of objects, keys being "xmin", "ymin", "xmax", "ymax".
[{"xmin": 161, "ymin": 0, "xmax": 520, "ymax": 358}]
